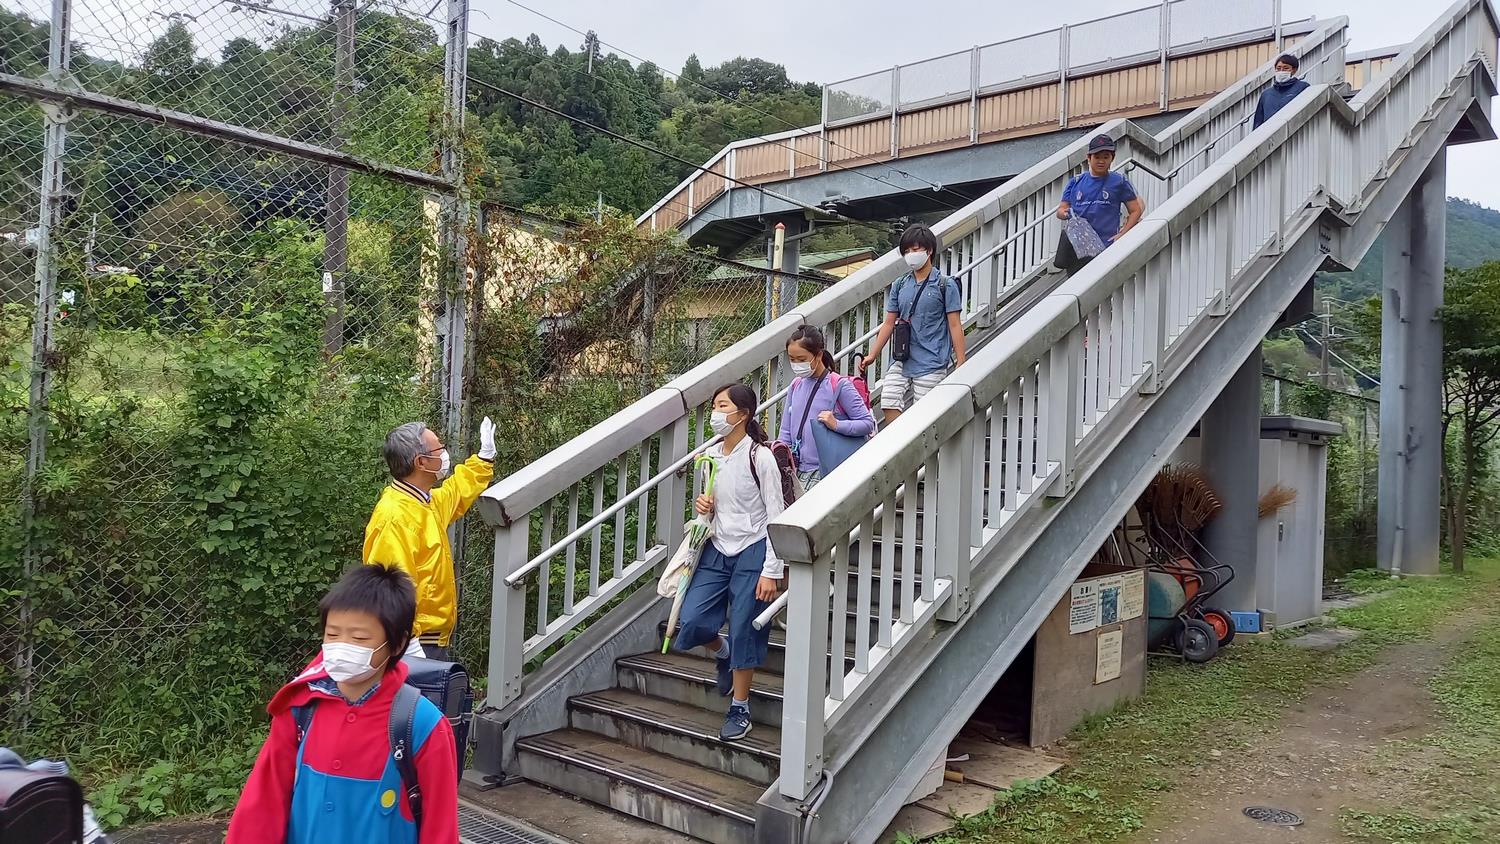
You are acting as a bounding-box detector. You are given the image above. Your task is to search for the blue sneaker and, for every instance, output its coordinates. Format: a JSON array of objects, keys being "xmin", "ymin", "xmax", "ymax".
[
  {"xmin": 715, "ymin": 656, "xmax": 733, "ymax": 697},
  {"xmin": 720, "ymin": 705, "xmax": 752, "ymax": 742}
]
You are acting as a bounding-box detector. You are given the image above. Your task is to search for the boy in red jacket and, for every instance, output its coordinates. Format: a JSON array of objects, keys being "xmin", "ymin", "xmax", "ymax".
[{"xmin": 227, "ymin": 563, "xmax": 458, "ymax": 844}]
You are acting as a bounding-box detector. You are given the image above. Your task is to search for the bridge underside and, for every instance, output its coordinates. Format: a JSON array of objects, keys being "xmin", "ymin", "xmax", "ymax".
[{"xmin": 686, "ymin": 113, "xmax": 1184, "ymax": 254}]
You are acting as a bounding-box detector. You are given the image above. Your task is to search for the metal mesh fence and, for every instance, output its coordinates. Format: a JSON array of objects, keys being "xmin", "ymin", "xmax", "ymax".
[
  {"xmin": 449, "ymin": 211, "xmax": 836, "ymax": 674},
  {"xmin": 1262, "ymin": 374, "xmax": 1379, "ymax": 579},
  {"xmin": 0, "ymin": 0, "xmax": 466, "ymax": 806}
]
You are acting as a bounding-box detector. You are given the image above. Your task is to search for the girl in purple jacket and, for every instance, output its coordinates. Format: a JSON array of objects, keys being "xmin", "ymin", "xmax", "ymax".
[{"xmin": 778, "ymin": 325, "xmax": 877, "ymax": 489}]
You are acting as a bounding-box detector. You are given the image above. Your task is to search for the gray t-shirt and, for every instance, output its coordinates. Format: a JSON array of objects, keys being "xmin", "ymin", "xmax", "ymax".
[{"xmin": 885, "ymin": 270, "xmax": 963, "ymax": 378}]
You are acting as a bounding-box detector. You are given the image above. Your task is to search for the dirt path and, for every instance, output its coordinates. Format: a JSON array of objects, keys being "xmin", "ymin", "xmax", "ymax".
[{"xmin": 1134, "ymin": 613, "xmax": 1485, "ymax": 844}]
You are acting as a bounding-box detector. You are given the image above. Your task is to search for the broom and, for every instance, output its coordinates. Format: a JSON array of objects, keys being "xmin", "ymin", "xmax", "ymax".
[{"xmin": 1258, "ymin": 483, "xmax": 1298, "ymax": 518}]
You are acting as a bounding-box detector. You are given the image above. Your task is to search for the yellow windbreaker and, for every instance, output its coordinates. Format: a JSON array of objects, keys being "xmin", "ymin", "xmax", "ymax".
[{"xmin": 362, "ymin": 455, "xmax": 494, "ymax": 644}]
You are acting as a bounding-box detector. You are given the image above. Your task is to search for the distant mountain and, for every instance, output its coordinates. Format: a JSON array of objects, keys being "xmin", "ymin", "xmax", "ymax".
[{"xmin": 1319, "ymin": 198, "xmax": 1500, "ymax": 302}]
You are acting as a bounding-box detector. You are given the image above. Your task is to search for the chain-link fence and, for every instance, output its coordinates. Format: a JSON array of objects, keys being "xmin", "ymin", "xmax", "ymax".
[
  {"xmin": 1262, "ymin": 373, "xmax": 1379, "ymax": 579},
  {"xmin": 0, "ymin": 0, "xmax": 842, "ymax": 815},
  {"xmin": 450, "ymin": 209, "xmax": 835, "ymax": 674},
  {"xmin": 0, "ymin": 0, "xmax": 470, "ymax": 815}
]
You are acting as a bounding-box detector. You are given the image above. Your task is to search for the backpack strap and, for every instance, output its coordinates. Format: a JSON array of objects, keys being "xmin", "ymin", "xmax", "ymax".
[
  {"xmin": 389, "ymin": 684, "xmax": 423, "ymax": 830},
  {"xmin": 292, "ymin": 702, "xmax": 317, "ymax": 745}
]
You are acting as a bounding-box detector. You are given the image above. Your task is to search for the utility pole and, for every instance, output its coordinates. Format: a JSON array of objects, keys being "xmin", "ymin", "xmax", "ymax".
[
  {"xmin": 1319, "ymin": 296, "xmax": 1331, "ymax": 388},
  {"xmin": 323, "ymin": 0, "xmax": 355, "ymax": 356},
  {"xmin": 583, "ymin": 30, "xmax": 599, "ymax": 75}
]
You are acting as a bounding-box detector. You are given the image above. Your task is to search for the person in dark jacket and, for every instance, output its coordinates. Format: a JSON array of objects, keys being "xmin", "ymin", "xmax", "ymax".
[{"xmin": 1253, "ymin": 53, "xmax": 1311, "ymax": 128}]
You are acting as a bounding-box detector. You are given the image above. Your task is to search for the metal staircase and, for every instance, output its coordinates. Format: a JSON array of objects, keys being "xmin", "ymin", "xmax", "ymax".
[{"xmin": 473, "ymin": 3, "xmax": 1498, "ymax": 842}]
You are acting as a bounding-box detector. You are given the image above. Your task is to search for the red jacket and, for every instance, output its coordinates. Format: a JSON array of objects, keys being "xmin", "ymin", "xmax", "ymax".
[{"xmin": 227, "ymin": 657, "xmax": 458, "ymax": 844}]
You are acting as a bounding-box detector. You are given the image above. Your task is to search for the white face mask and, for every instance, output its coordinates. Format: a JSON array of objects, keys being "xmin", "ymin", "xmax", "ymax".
[
  {"xmin": 1274, "ymin": 70, "xmax": 1293, "ymax": 84},
  {"xmin": 903, "ymin": 250, "xmax": 929, "ymax": 270},
  {"xmin": 422, "ymin": 449, "xmax": 451, "ymax": 479},
  {"xmin": 790, "ymin": 361, "xmax": 814, "ymax": 378},
  {"xmin": 709, "ymin": 410, "xmax": 738, "ymax": 437},
  {"xmin": 322, "ymin": 641, "xmax": 388, "ymax": 683}
]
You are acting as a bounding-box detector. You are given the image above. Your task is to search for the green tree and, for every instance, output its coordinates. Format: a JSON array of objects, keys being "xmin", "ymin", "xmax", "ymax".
[{"xmin": 1437, "ymin": 261, "xmax": 1500, "ymax": 572}]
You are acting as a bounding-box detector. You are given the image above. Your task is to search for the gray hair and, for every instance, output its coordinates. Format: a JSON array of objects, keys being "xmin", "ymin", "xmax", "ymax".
[{"xmin": 384, "ymin": 422, "xmax": 430, "ymax": 478}]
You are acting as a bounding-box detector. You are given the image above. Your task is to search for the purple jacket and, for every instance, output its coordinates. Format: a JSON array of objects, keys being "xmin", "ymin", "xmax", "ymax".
[{"xmin": 777, "ymin": 373, "xmax": 877, "ymax": 475}]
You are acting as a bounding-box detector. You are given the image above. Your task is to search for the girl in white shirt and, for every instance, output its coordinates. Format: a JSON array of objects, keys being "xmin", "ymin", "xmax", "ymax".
[{"xmin": 671, "ymin": 383, "xmax": 787, "ymax": 742}]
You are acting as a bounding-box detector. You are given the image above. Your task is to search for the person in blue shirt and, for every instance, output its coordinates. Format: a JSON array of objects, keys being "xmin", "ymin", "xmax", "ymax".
[
  {"xmin": 860, "ymin": 223, "xmax": 967, "ymax": 425},
  {"xmin": 1055, "ymin": 134, "xmax": 1145, "ymax": 273},
  {"xmin": 1253, "ymin": 53, "xmax": 1311, "ymax": 128}
]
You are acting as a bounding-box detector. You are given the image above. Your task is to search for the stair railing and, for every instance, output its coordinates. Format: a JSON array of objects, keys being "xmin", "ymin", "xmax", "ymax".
[
  {"xmin": 475, "ymin": 19, "xmax": 1352, "ymax": 712},
  {"xmin": 768, "ymin": 0, "xmax": 1495, "ymax": 802}
]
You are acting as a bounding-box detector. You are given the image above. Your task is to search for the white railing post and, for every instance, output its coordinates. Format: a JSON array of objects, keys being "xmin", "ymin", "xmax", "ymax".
[
  {"xmin": 1212, "ymin": 197, "xmax": 1235, "ymax": 316},
  {"xmin": 779, "ymin": 553, "xmax": 830, "ymax": 800},
  {"xmin": 935, "ymin": 415, "xmax": 979, "ymax": 620},
  {"xmin": 973, "ymin": 217, "xmax": 999, "ymax": 327},
  {"xmin": 1159, "ymin": 0, "xmax": 1172, "ymax": 111},
  {"xmin": 1141, "ymin": 250, "xmax": 1167, "ymax": 394},
  {"xmin": 890, "ymin": 66, "xmax": 901, "ymax": 157},
  {"xmin": 1058, "ymin": 25, "xmax": 1071, "ymax": 128},
  {"xmin": 970, "ymin": 45, "xmax": 981, "ymax": 144},
  {"xmin": 658, "ymin": 418, "xmax": 690, "ymax": 547},
  {"xmin": 1045, "ymin": 327, "xmax": 1081, "ymax": 496},
  {"xmin": 487, "ymin": 517, "xmax": 530, "ymax": 709}
]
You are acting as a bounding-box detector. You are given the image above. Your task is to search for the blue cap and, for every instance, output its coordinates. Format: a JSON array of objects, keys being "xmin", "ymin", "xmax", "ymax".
[{"xmin": 1088, "ymin": 134, "xmax": 1116, "ymax": 154}]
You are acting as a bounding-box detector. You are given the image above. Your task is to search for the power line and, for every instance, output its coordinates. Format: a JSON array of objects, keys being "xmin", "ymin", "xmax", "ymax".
[
  {"xmin": 465, "ymin": 32, "xmax": 967, "ymax": 217},
  {"xmin": 497, "ymin": 0, "xmax": 977, "ymax": 211}
]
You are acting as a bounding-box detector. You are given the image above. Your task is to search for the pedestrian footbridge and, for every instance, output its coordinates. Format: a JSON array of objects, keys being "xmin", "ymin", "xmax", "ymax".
[
  {"xmin": 473, "ymin": 2, "xmax": 1498, "ymax": 841},
  {"xmin": 637, "ymin": 1, "xmax": 1406, "ymax": 255}
]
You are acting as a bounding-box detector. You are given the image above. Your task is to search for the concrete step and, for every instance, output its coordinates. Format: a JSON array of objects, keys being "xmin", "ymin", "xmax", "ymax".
[
  {"xmin": 515, "ymin": 728, "xmax": 761, "ymax": 844},
  {"xmin": 617, "ymin": 652, "xmax": 784, "ymax": 727},
  {"xmin": 570, "ymin": 689, "xmax": 782, "ymax": 786}
]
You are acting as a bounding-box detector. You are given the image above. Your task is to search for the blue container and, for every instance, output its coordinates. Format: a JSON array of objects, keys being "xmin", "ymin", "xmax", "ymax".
[{"xmin": 1231, "ymin": 611, "xmax": 1262, "ymax": 633}]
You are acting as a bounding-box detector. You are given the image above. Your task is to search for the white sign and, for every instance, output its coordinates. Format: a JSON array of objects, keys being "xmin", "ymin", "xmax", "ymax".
[
  {"xmin": 322, "ymin": 271, "xmax": 335, "ymax": 294},
  {"xmin": 1120, "ymin": 569, "xmax": 1145, "ymax": 622},
  {"xmin": 1069, "ymin": 581, "xmax": 1099, "ymax": 634},
  {"xmin": 1095, "ymin": 629, "xmax": 1123, "ymax": 684}
]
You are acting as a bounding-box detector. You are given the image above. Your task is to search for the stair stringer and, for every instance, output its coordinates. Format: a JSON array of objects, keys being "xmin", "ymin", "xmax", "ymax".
[{"xmin": 766, "ymin": 66, "xmax": 1488, "ymax": 844}]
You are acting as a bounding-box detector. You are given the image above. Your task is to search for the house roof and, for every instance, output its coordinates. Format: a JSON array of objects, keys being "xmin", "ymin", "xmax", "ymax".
[{"xmin": 704, "ymin": 247, "xmax": 877, "ymax": 284}]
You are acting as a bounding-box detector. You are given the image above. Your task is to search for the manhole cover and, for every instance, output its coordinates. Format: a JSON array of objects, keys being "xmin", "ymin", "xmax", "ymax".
[{"xmin": 1243, "ymin": 806, "xmax": 1305, "ymax": 826}]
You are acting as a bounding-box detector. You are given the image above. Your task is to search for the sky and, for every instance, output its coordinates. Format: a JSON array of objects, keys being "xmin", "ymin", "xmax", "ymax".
[{"xmin": 469, "ymin": 0, "xmax": 1500, "ymax": 210}]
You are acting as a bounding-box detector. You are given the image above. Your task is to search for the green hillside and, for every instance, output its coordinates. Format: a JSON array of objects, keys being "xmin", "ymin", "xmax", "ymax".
[{"xmin": 1320, "ymin": 198, "xmax": 1500, "ymax": 301}]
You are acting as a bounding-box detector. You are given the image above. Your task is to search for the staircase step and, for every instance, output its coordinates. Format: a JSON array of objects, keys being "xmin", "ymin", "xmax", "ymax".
[
  {"xmin": 570, "ymin": 689, "xmax": 781, "ymax": 785},
  {"xmin": 618, "ymin": 652, "xmax": 784, "ymax": 727},
  {"xmin": 515, "ymin": 729, "xmax": 760, "ymax": 844}
]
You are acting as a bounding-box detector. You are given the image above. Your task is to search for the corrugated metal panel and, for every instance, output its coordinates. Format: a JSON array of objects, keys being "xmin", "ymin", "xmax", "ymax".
[
  {"xmin": 828, "ymin": 117, "xmax": 893, "ymax": 164},
  {"xmin": 978, "ymin": 83, "xmax": 1060, "ymax": 138},
  {"xmin": 656, "ymin": 191, "xmax": 689, "ymax": 229},
  {"xmin": 735, "ymin": 141, "xmax": 786, "ymax": 182},
  {"xmin": 1067, "ymin": 64, "xmax": 1157, "ymax": 122},
  {"xmin": 794, "ymin": 133, "xmax": 822, "ymax": 176},
  {"xmin": 1168, "ymin": 42, "xmax": 1273, "ymax": 104},
  {"xmin": 694, "ymin": 162, "xmax": 725, "ymax": 207},
  {"xmin": 899, "ymin": 101, "xmax": 970, "ymax": 153},
  {"xmin": 1344, "ymin": 62, "xmax": 1363, "ymax": 89},
  {"xmin": 1369, "ymin": 57, "xmax": 1392, "ymax": 81}
]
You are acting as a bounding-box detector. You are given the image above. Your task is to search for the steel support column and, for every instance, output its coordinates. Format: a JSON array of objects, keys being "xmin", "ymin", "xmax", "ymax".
[
  {"xmin": 1377, "ymin": 149, "xmax": 1446, "ymax": 576},
  {"xmin": 1199, "ymin": 347, "xmax": 1262, "ymax": 612}
]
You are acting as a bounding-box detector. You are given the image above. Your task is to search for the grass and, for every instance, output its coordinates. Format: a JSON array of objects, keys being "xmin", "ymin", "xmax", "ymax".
[
  {"xmin": 934, "ymin": 558, "xmax": 1500, "ymax": 844},
  {"xmin": 1338, "ymin": 561, "xmax": 1500, "ymax": 844}
]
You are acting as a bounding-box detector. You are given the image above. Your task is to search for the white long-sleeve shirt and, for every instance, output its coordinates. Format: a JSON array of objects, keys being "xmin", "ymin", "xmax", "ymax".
[{"xmin": 709, "ymin": 436, "xmax": 787, "ymax": 579}]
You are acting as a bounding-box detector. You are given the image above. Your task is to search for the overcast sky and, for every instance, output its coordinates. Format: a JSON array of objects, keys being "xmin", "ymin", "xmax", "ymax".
[{"xmin": 471, "ymin": 0, "xmax": 1500, "ymax": 210}]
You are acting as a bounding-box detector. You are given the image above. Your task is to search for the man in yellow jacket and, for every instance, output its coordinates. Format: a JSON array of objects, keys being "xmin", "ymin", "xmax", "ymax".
[{"xmin": 364, "ymin": 417, "xmax": 496, "ymax": 659}]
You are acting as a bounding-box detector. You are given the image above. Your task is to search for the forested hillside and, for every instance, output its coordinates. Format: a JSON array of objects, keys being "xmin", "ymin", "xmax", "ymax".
[{"xmin": 1320, "ymin": 198, "xmax": 1500, "ymax": 301}]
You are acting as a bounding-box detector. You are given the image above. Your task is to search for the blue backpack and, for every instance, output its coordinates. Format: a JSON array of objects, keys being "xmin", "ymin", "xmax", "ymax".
[{"xmin": 291, "ymin": 683, "xmax": 424, "ymax": 829}]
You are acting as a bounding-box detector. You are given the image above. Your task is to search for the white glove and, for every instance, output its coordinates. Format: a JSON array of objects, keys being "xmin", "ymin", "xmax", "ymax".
[{"xmin": 478, "ymin": 416, "xmax": 497, "ymax": 460}]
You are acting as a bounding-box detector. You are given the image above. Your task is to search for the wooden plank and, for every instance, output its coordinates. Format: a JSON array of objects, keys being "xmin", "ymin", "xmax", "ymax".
[
  {"xmin": 947, "ymin": 736, "xmax": 1067, "ymax": 790},
  {"xmin": 880, "ymin": 805, "xmax": 954, "ymax": 842},
  {"xmin": 915, "ymin": 782, "xmax": 1001, "ymax": 817}
]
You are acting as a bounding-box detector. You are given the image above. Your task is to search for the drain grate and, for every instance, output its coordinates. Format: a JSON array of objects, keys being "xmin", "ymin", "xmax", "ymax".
[
  {"xmin": 1243, "ymin": 806, "xmax": 1305, "ymax": 827},
  {"xmin": 460, "ymin": 805, "xmax": 570, "ymax": 844}
]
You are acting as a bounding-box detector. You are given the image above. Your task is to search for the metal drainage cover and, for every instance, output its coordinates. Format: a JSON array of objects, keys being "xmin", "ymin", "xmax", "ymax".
[
  {"xmin": 460, "ymin": 804, "xmax": 569, "ymax": 844},
  {"xmin": 1243, "ymin": 806, "xmax": 1305, "ymax": 827}
]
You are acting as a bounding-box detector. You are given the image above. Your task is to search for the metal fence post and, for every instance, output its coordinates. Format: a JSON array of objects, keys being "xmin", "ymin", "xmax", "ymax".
[
  {"xmin": 16, "ymin": 0, "xmax": 74, "ymax": 738},
  {"xmin": 890, "ymin": 66, "xmax": 900, "ymax": 157},
  {"xmin": 439, "ymin": 0, "xmax": 470, "ymax": 451},
  {"xmin": 322, "ymin": 0, "xmax": 354, "ymax": 356},
  {"xmin": 970, "ymin": 45, "xmax": 981, "ymax": 144}
]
